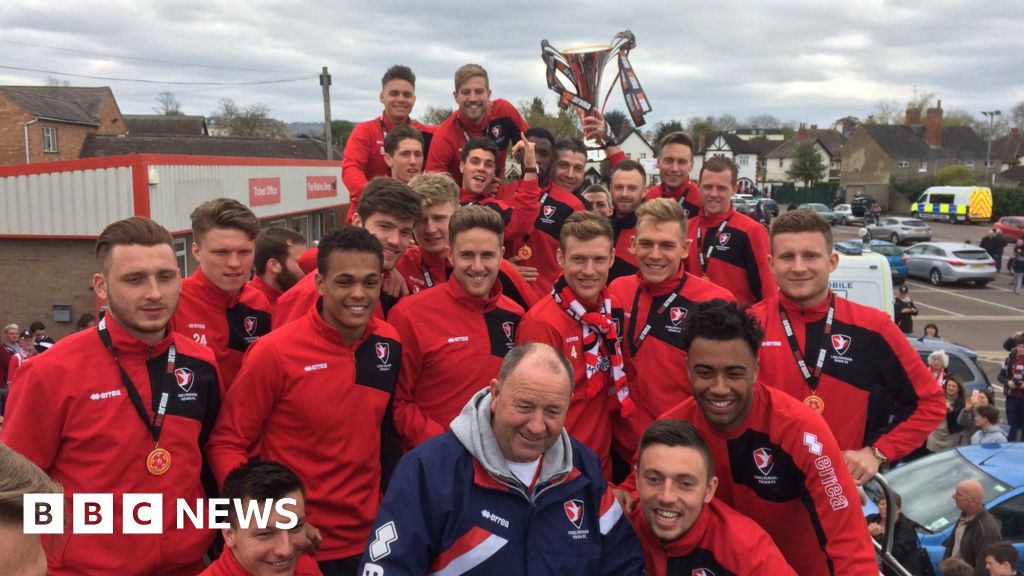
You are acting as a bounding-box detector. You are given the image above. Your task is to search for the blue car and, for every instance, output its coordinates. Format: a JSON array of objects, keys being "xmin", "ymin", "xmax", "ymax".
[
  {"xmin": 872, "ymin": 444, "xmax": 1024, "ymax": 574},
  {"xmin": 836, "ymin": 239, "xmax": 908, "ymax": 284}
]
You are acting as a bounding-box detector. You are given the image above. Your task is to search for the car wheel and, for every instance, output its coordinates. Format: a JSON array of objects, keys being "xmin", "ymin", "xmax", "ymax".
[
  {"xmin": 929, "ymin": 268, "xmax": 942, "ymax": 286},
  {"xmin": 840, "ymin": 216, "xmax": 848, "ymax": 225},
  {"xmin": 890, "ymin": 233, "xmax": 899, "ymax": 244},
  {"xmin": 974, "ymin": 280, "xmax": 990, "ymax": 287},
  {"xmin": 910, "ymin": 211, "xmax": 918, "ymax": 218}
]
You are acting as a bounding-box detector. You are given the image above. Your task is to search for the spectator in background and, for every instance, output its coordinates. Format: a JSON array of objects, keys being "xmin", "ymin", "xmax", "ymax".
[
  {"xmin": 940, "ymin": 557, "xmax": 975, "ymax": 576},
  {"xmin": 925, "ymin": 323, "xmax": 941, "ymax": 339},
  {"xmin": 866, "ymin": 491, "xmax": 924, "ymax": 576},
  {"xmin": 583, "ymin": 183, "xmax": 614, "ymax": 217},
  {"xmin": 28, "ymin": 321, "xmax": 53, "ymax": 354},
  {"xmin": 73, "ymin": 313, "xmax": 96, "ymax": 332},
  {"xmin": 6, "ymin": 330, "xmax": 37, "ymax": 385},
  {"xmin": 0, "ymin": 443, "xmax": 61, "ymax": 576},
  {"xmin": 943, "ymin": 480, "xmax": 1002, "ymax": 575},
  {"xmin": 980, "ymin": 228, "xmax": 1007, "ymax": 275},
  {"xmin": 926, "ymin": 376, "xmax": 966, "ymax": 452},
  {"xmin": 997, "ymin": 336, "xmax": 1024, "ymax": 442},
  {"xmin": 983, "ymin": 542, "xmax": 1020, "ymax": 576},
  {"xmin": 895, "ymin": 285, "xmax": 918, "ymax": 334},
  {"xmin": 1011, "ymin": 239, "xmax": 1024, "ymax": 294},
  {"xmin": 971, "ymin": 405, "xmax": 1008, "ymax": 444},
  {"xmin": 959, "ymin": 388, "xmax": 997, "ymax": 445},
  {"xmin": 0, "ymin": 324, "xmax": 18, "ymax": 397},
  {"xmin": 930, "ymin": 349, "xmax": 951, "ymax": 389}
]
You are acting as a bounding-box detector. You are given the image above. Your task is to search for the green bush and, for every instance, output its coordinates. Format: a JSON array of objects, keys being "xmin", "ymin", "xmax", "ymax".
[
  {"xmin": 890, "ymin": 176, "xmax": 934, "ymax": 201},
  {"xmin": 992, "ymin": 186, "xmax": 1024, "ymax": 219}
]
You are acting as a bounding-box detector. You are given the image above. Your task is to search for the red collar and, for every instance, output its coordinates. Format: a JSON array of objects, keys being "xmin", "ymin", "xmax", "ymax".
[
  {"xmin": 640, "ymin": 265, "xmax": 686, "ymax": 296},
  {"xmin": 456, "ymin": 108, "xmax": 491, "ymax": 133},
  {"xmin": 700, "ymin": 207, "xmax": 735, "ymax": 228},
  {"xmin": 460, "ymin": 187, "xmax": 493, "ymax": 204},
  {"xmin": 660, "ymin": 180, "xmax": 694, "ymax": 199},
  {"xmin": 102, "ymin": 311, "xmax": 175, "ymax": 357},
  {"xmin": 380, "ymin": 113, "xmax": 409, "ymax": 131},
  {"xmin": 249, "ymin": 275, "xmax": 282, "ymax": 302},
  {"xmin": 190, "ymin": 267, "xmax": 241, "ymax": 307},
  {"xmin": 445, "ymin": 274, "xmax": 502, "ymax": 311},
  {"xmin": 310, "ymin": 298, "xmax": 378, "ymax": 348},
  {"xmin": 779, "ymin": 289, "xmax": 833, "ymax": 321}
]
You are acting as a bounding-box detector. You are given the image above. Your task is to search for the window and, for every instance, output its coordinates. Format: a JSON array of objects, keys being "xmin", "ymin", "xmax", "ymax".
[
  {"xmin": 42, "ymin": 127, "xmax": 58, "ymax": 153},
  {"xmin": 991, "ymin": 493, "xmax": 1024, "ymax": 541},
  {"xmin": 985, "ymin": 160, "xmax": 997, "ymax": 168},
  {"xmin": 173, "ymin": 238, "xmax": 188, "ymax": 277},
  {"xmin": 778, "ymin": 159, "xmax": 784, "ymax": 168},
  {"xmin": 738, "ymin": 156, "xmax": 748, "ymax": 166},
  {"xmin": 898, "ymin": 160, "xmax": 910, "ymax": 169},
  {"xmin": 918, "ymin": 161, "xmax": 928, "ymax": 172},
  {"xmin": 639, "ymin": 152, "xmax": 647, "ymax": 160},
  {"xmin": 965, "ymin": 160, "xmax": 975, "ymax": 168}
]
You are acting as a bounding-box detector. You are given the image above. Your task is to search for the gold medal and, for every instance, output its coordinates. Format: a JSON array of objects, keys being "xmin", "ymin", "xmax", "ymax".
[
  {"xmin": 803, "ymin": 394, "xmax": 825, "ymax": 414},
  {"xmin": 517, "ymin": 245, "xmax": 533, "ymax": 261},
  {"xmin": 146, "ymin": 447, "xmax": 171, "ymax": 476}
]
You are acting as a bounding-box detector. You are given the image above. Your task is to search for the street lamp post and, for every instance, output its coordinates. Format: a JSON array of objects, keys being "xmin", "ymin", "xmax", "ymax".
[{"xmin": 982, "ymin": 110, "xmax": 1001, "ymax": 185}]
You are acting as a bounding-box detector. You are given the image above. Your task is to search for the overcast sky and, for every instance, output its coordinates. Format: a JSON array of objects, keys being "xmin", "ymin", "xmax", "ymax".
[{"xmin": 3, "ymin": 0, "xmax": 1022, "ymax": 130}]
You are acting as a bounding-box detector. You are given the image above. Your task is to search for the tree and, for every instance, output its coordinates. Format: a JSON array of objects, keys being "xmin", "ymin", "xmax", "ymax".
[
  {"xmin": 785, "ymin": 141, "xmax": 827, "ymax": 187},
  {"xmin": 419, "ymin": 106, "xmax": 453, "ymax": 126},
  {"xmin": 865, "ymin": 99, "xmax": 901, "ymax": 125},
  {"xmin": 45, "ymin": 75, "xmax": 70, "ymax": 87},
  {"xmin": 516, "ymin": 98, "xmax": 580, "ymax": 139},
  {"xmin": 934, "ymin": 165, "xmax": 976, "ymax": 186},
  {"xmin": 1010, "ymin": 100, "xmax": 1024, "ymax": 131},
  {"xmin": 331, "ymin": 120, "xmax": 356, "ymax": 149},
  {"xmin": 209, "ymin": 98, "xmax": 289, "ymax": 138},
  {"xmin": 153, "ymin": 91, "xmax": 184, "ymax": 116},
  {"xmin": 941, "ymin": 107, "xmax": 976, "ymax": 127},
  {"xmin": 715, "ymin": 113, "xmax": 738, "ymax": 132},
  {"xmin": 746, "ymin": 114, "xmax": 782, "ymax": 129},
  {"xmin": 603, "ymin": 109, "xmax": 631, "ymax": 140},
  {"xmin": 653, "ymin": 119, "xmax": 686, "ymax": 149}
]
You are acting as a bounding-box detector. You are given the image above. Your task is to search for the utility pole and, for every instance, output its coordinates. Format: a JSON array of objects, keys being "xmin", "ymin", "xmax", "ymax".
[
  {"xmin": 982, "ymin": 110, "xmax": 1001, "ymax": 186},
  {"xmin": 320, "ymin": 66, "xmax": 333, "ymax": 160}
]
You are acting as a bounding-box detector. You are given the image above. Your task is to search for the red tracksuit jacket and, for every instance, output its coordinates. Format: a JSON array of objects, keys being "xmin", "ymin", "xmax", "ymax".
[
  {"xmin": 1, "ymin": 315, "xmax": 223, "ymax": 575},
  {"xmin": 627, "ymin": 496, "xmax": 796, "ymax": 576},
  {"xmin": 246, "ymin": 274, "xmax": 282, "ymax": 307},
  {"xmin": 654, "ymin": 383, "xmax": 878, "ymax": 576},
  {"xmin": 425, "ymin": 99, "xmax": 527, "ymax": 185},
  {"xmin": 516, "ymin": 289, "xmax": 630, "ymax": 477},
  {"xmin": 199, "ymin": 549, "xmax": 322, "ymax": 575},
  {"xmin": 207, "ymin": 305, "xmax": 402, "ymax": 561},
  {"xmin": 389, "ymin": 277, "xmax": 522, "ymax": 449},
  {"xmin": 608, "ymin": 269, "xmax": 734, "ymax": 454},
  {"xmin": 751, "ymin": 291, "xmax": 946, "ymax": 460},
  {"xmin": 502, "ymin": 182, "xmax": 586, "ymax": 299},
  {"xmin": 175, "ymin": 268, "xmax": 272, "ymax": 388},
  {"xmin": 643, "ymin": 180, "xmax": 702, "ymax": 220},
  {"xmin": 459, "ymin": 177, "xmax": 540, "ymax": 240},
  {"xmin": 684, "ymin": 207, "xmax": 777, "ymax": 305},
  {"xmin": 341, "ymin": 114, "xmax": 433, "ymax": 223},
  {"xmin": 394, "ymin": 245, "xmax": 537, "ymax": 311}
]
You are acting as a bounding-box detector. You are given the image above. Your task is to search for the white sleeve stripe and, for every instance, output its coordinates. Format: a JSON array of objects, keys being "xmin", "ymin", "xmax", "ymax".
[
  {"xmin": 599, "ymin": 498, "xmax": 624, "ymax": 535},
  {"xmin": 430, "ymin": 534, "xmax": 509, "ymax": 576}
]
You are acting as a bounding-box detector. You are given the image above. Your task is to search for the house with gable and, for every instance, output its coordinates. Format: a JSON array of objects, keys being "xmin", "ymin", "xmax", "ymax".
[
  {"xmin": 764, "ymin": 124, "xmax": 846, "ymax": 184},
  {"xmin": 692, "ymin": 132, "xmax": 761, "ymax": 187}
]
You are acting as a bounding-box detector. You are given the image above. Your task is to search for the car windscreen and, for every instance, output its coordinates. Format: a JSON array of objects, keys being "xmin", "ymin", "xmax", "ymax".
[
  {"xmin": 873, "ymin": 245, "xmax": 902, "ymax": 256},
  {"xmin": 953, "ymin": 250, "xmax": 991, "ymax": 261},
  {"xmin": 903, "ymin": 219, "xmax": 928, "ymax": 227},
  {"xmin": 883, "ymin": 449, "xmax": 1012, "ymax": 534}
]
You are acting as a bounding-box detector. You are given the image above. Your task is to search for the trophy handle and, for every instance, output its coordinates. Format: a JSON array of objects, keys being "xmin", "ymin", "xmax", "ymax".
[{"xmin": 540, "ymin": 39, "xmax": 594, "ymax": 114}]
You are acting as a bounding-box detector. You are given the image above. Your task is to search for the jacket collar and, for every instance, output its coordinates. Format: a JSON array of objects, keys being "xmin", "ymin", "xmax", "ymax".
[
  {"xmin": 190, "ymin": 267, "xmax": 240, "ymax": 307},
  {"xmin": 640, "ymin": 264, "xmax": 686, "ymax": 296},
  {"xmin": 779, "ymin": 289, "xmax": 834, "ymax": 321},
  {"xmin": 100, "ymin": 312, "xmax": 174, "ymax": 358},
  {"xmin": 700, "ymin": 206, "xmax": 735, "ymax": 228},
  {"xmin": 311, "ymin": 298, "xmax": 378, "ymax": 349},
  {"xmin": 445, "ymin": 274, "xmax": 502, "ymax": 312}
]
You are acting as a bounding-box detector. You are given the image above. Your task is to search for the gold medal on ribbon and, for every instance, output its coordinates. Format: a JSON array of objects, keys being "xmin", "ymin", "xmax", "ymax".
[
  {"xmin": 146, "ymin": 447, "xmax": 172, "ymax": 476},
  {"xmin": 517, "ymin": 245, "xmax": 533, "ymax": 261},
  {"xmin": 803, "ymin": 394, "xmax": 825, "ymax": 414}
]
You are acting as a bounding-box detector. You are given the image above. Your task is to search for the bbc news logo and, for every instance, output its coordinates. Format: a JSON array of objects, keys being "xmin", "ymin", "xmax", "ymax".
[{"xmin": 23, "ymin": 494, "xmax": 298, "ymax": 534}]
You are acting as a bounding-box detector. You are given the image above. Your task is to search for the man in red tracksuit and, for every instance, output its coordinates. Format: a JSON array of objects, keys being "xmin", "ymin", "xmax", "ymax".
[
  {"xmin": 273, "ymin": 178, "xmax": 422, "ymax": 327},
  {"xmin": 517, "ymin": 211, "xmax": 633, "ymax": 477},
  {"xmin": 395, "ymin": 172, "xmax": 537, "ymax": 310},
  {"xmin": 247, "ymin": 226, "xmax": 307, "ymax": 307},
  {"xmin": 609, "ymin": 199, "xmax": 734, "ymax": 456},
  {"xmin": 628, "ymin": 420, "xmax": 795, "ymax": 576},
  {"xmin": 342, "ymin": 65, "xmax": 433, "ymax": 223},
  {"xmin": 501, "ymin": 129, "xmax": 587, "ymax": 300},
  {"xmin": 2, "ymin": 217, "xmax": 223, "ymax": 575},
  {"xmin": 643, "ymin": 132, "xmax": 702, "ymax": 219},
  {"xmin": 751, "ymin": 210, "xmax": 944, "ymax": 484},
  {"xmin": 620, "ymin": 299, "xmax": 878, "ymax": 576},
  {"xmin": 458, "ymin": 136, "xmax": 540, "ymax": 240},
  {"xmin": 608, "ymin": 160, "xmax": 648, "ymax": 283},
  {"xmin": 208, "ymin": 226, "xmax": 402, "ymax": 576},
  {"xmin": 425, "ymin": 63, "xmax": 528, "ymax": 185},
  {"xmin": 174, "ymin": 198, "xmax": 272, "ymax": 389},
  {"xmin": 390, "ymin": 205, "xmax": 523, "ymax": 449},
  {"xmin": 685, "ymin": 156, "xmax": 776, "ymax": 305}
]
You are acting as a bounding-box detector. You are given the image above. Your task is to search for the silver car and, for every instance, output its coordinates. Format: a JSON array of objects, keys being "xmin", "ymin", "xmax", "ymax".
[
  {"xmin": 833, "ymin": 204, "xmax": 863, "ymax": 226},
  {"xmin": 867, "ymin": 217, "xmax": 932, "ymax": 244},
  {"xmin": 796, "ymin": 203, "xmax": 837, "ymax": 224},
  {"xmin": 904, "ymin": 242, "xmax": 997, "ymax": 286}
]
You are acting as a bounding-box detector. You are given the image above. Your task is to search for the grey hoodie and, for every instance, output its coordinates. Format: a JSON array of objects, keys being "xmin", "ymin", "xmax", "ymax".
[{"xmin": 450, "ymin": 387, "xmax": 575, "ymax": 502}]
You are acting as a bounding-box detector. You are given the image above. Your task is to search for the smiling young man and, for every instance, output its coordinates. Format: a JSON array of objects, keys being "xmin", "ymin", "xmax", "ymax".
[
  {"xmin": 425, "ymin": 63, "xmax": 528, "ymax": 186},
  {"xmin": 383, "ymin": 124, "xmax": 424, "ymax": 184},
  {"xmin": 550, "ymin": 137, "xmax": 589, "ymax": 194},
  {"xmin": 631, "ymin": 299, "xmax": 877, "ymax": 576},
  {"xmin": 517, "ymin": 211, "xmax": 632, "ymax": 477},
  {"xmin": 458, "ymin": 136, "xmax": 540, "ymax": 240},
  {"xmin": 389, "ymin": 205, "xmax": 524, "ymax": 449},
  {"xmin": 175, "ymin": 198, "xmax": 272, "ymax": 389},
  {"xmin": 2, "ymin": 217, "xmax": 222, "ymax": 575},
  {"xmin": 609, "ymin": 199, "xmax": 734, "ymax": 454},
  {"xmin": 644, "ymin": 132, "xmax": 702, "ymax": 219},
  {"xmin": 685, "ymin": 156, "xmax": 776, "ymax": 305},
  {"xmin": 608, "ymin": 160, "xmax": 648, "ymax": 283},
  {"xmin": 628, "ymin": 419, "xmax": 795, "ymax": 576},
  {"xmin": 751, "ymin": 210, "xmax": 944, "ymax": 484},
  {"xmin": 342, "ymin": 65, "xmax": 432, "ymax": 223},
  {"xmin": 201, "ymin": 461, "xmax": 321, "ymax": 576},
  {"xmin": 208, "ymin": 226, "xmax": 402, "ymax": 576}
]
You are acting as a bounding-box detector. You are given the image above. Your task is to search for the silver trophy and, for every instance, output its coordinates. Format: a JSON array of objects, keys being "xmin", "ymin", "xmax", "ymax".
[{"xmin": 541, "ymin": 30, "xmax": 653, "ymax": 128}]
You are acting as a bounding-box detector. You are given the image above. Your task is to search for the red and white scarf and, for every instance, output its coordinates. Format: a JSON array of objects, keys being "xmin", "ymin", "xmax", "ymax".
[{"xmin": 552, "ymin": 277, "xmax": 633, "ymax": 415}]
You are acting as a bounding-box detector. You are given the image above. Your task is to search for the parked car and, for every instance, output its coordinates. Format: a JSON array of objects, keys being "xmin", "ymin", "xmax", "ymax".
[
  {"xmin": 907, "ymin": 336, "xmax": 991, "ymax": 393},
  {"xmin": 734, "ymin": 193, "xmax": 755, "ymax": 203},
  {"xmin": 866, "ymin": 217, "xmax": 932, "ymax": 244},
  {"xmin": 994, "ymin": 216, "xmax": 1024, "ymax": 242},
  {"xmin": 833, "ymin": 204, "xmax": 863, "ymax": 225},
  {"xmin": 755, "ymin": 198, "xmax": 780, "ymax": 217},
  {"xmin": 836, "ymin": 239, "xmax": 907, "ymax": 284},
  {"xmin": 796, "ymin": 203, "xmax": 837, "ymax": 224},
  {"xmin": 904, "ymin": 242, "xmax": 997, "ymax": 286},
  {"xmin": 851, "ymin": 195, "xmax": 876, "ymax": 217},
  {"xmin": 867, "ymin": 444, "xmax": 1024, "ymax": 575},
  {"xmin": 731, "ymin": 197, "xmax": 755, "ymax": 216}
]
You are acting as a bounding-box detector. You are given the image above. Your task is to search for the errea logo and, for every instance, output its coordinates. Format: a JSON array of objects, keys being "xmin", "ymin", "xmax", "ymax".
[
  {"xmin": 89, "ymin": 389, "xmax": 122, "ymax": 401},
  {"xmin": 304, "ymin": 363, "xmax": 328, "ymax": 372}
]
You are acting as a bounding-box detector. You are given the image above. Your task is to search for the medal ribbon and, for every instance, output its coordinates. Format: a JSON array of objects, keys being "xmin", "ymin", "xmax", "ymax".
[
  {"xmin": 778, "ymin": 294, "xmax": 836, "ymax": 391},
  {"xmin": 627, "ymin": 273, "xmax": 687, "ymax": 356},
  {"xmin": 696, "ymin": 219, "xmax": 729, "ymax": 274},
  {"xmin": 97, "ymin": 316, "xmax": 175, "ymax": 447}
]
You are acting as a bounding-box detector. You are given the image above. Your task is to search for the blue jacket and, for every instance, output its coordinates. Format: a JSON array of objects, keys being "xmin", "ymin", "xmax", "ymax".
[{"xmin": 359, "ymin": 390, "xmax": 644, "ymax": 576}]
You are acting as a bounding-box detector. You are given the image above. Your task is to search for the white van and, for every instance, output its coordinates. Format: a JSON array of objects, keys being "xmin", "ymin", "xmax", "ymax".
[
  {"xmin": 911, "ymin": 186, "xmax": 992, "ymax": 224},
  {"xmin": 832, "ymin": 240, "xmax": 894, "ymax": 320}
]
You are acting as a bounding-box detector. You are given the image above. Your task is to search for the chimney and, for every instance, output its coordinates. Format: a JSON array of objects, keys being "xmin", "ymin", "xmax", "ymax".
[
  {"xmin": 925, "ymin": 100, "xmax": 943, "ymax": 148},
  {"xmin": 1012, "ymin": 127, "xmax": 1021, "ymax": 138},
  {"xmin": 810, "ymin": 124, "xmax": 818, "ymax": 131},
  {"xmin": 797, "ymin": 123, "xmax": 807, "ymax": 139},
  {"xmin": 905, "ymin": 107, "xmax": 921, "ymax": 126}
]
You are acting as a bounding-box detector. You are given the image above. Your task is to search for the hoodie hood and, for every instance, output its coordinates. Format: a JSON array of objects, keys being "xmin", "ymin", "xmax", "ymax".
[{"xmin": 451, "ymin": 387, "xmax": 574, "ymax": 495}]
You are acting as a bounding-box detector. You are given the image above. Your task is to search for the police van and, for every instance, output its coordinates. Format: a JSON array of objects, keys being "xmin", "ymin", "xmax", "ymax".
[
  {"xmin": 911, "ymin": 186, "xmax": 992, "ymax": 224},
  {"xmin": 832, "ymin": 235, "xmax": 894, "ymax": 320}
]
